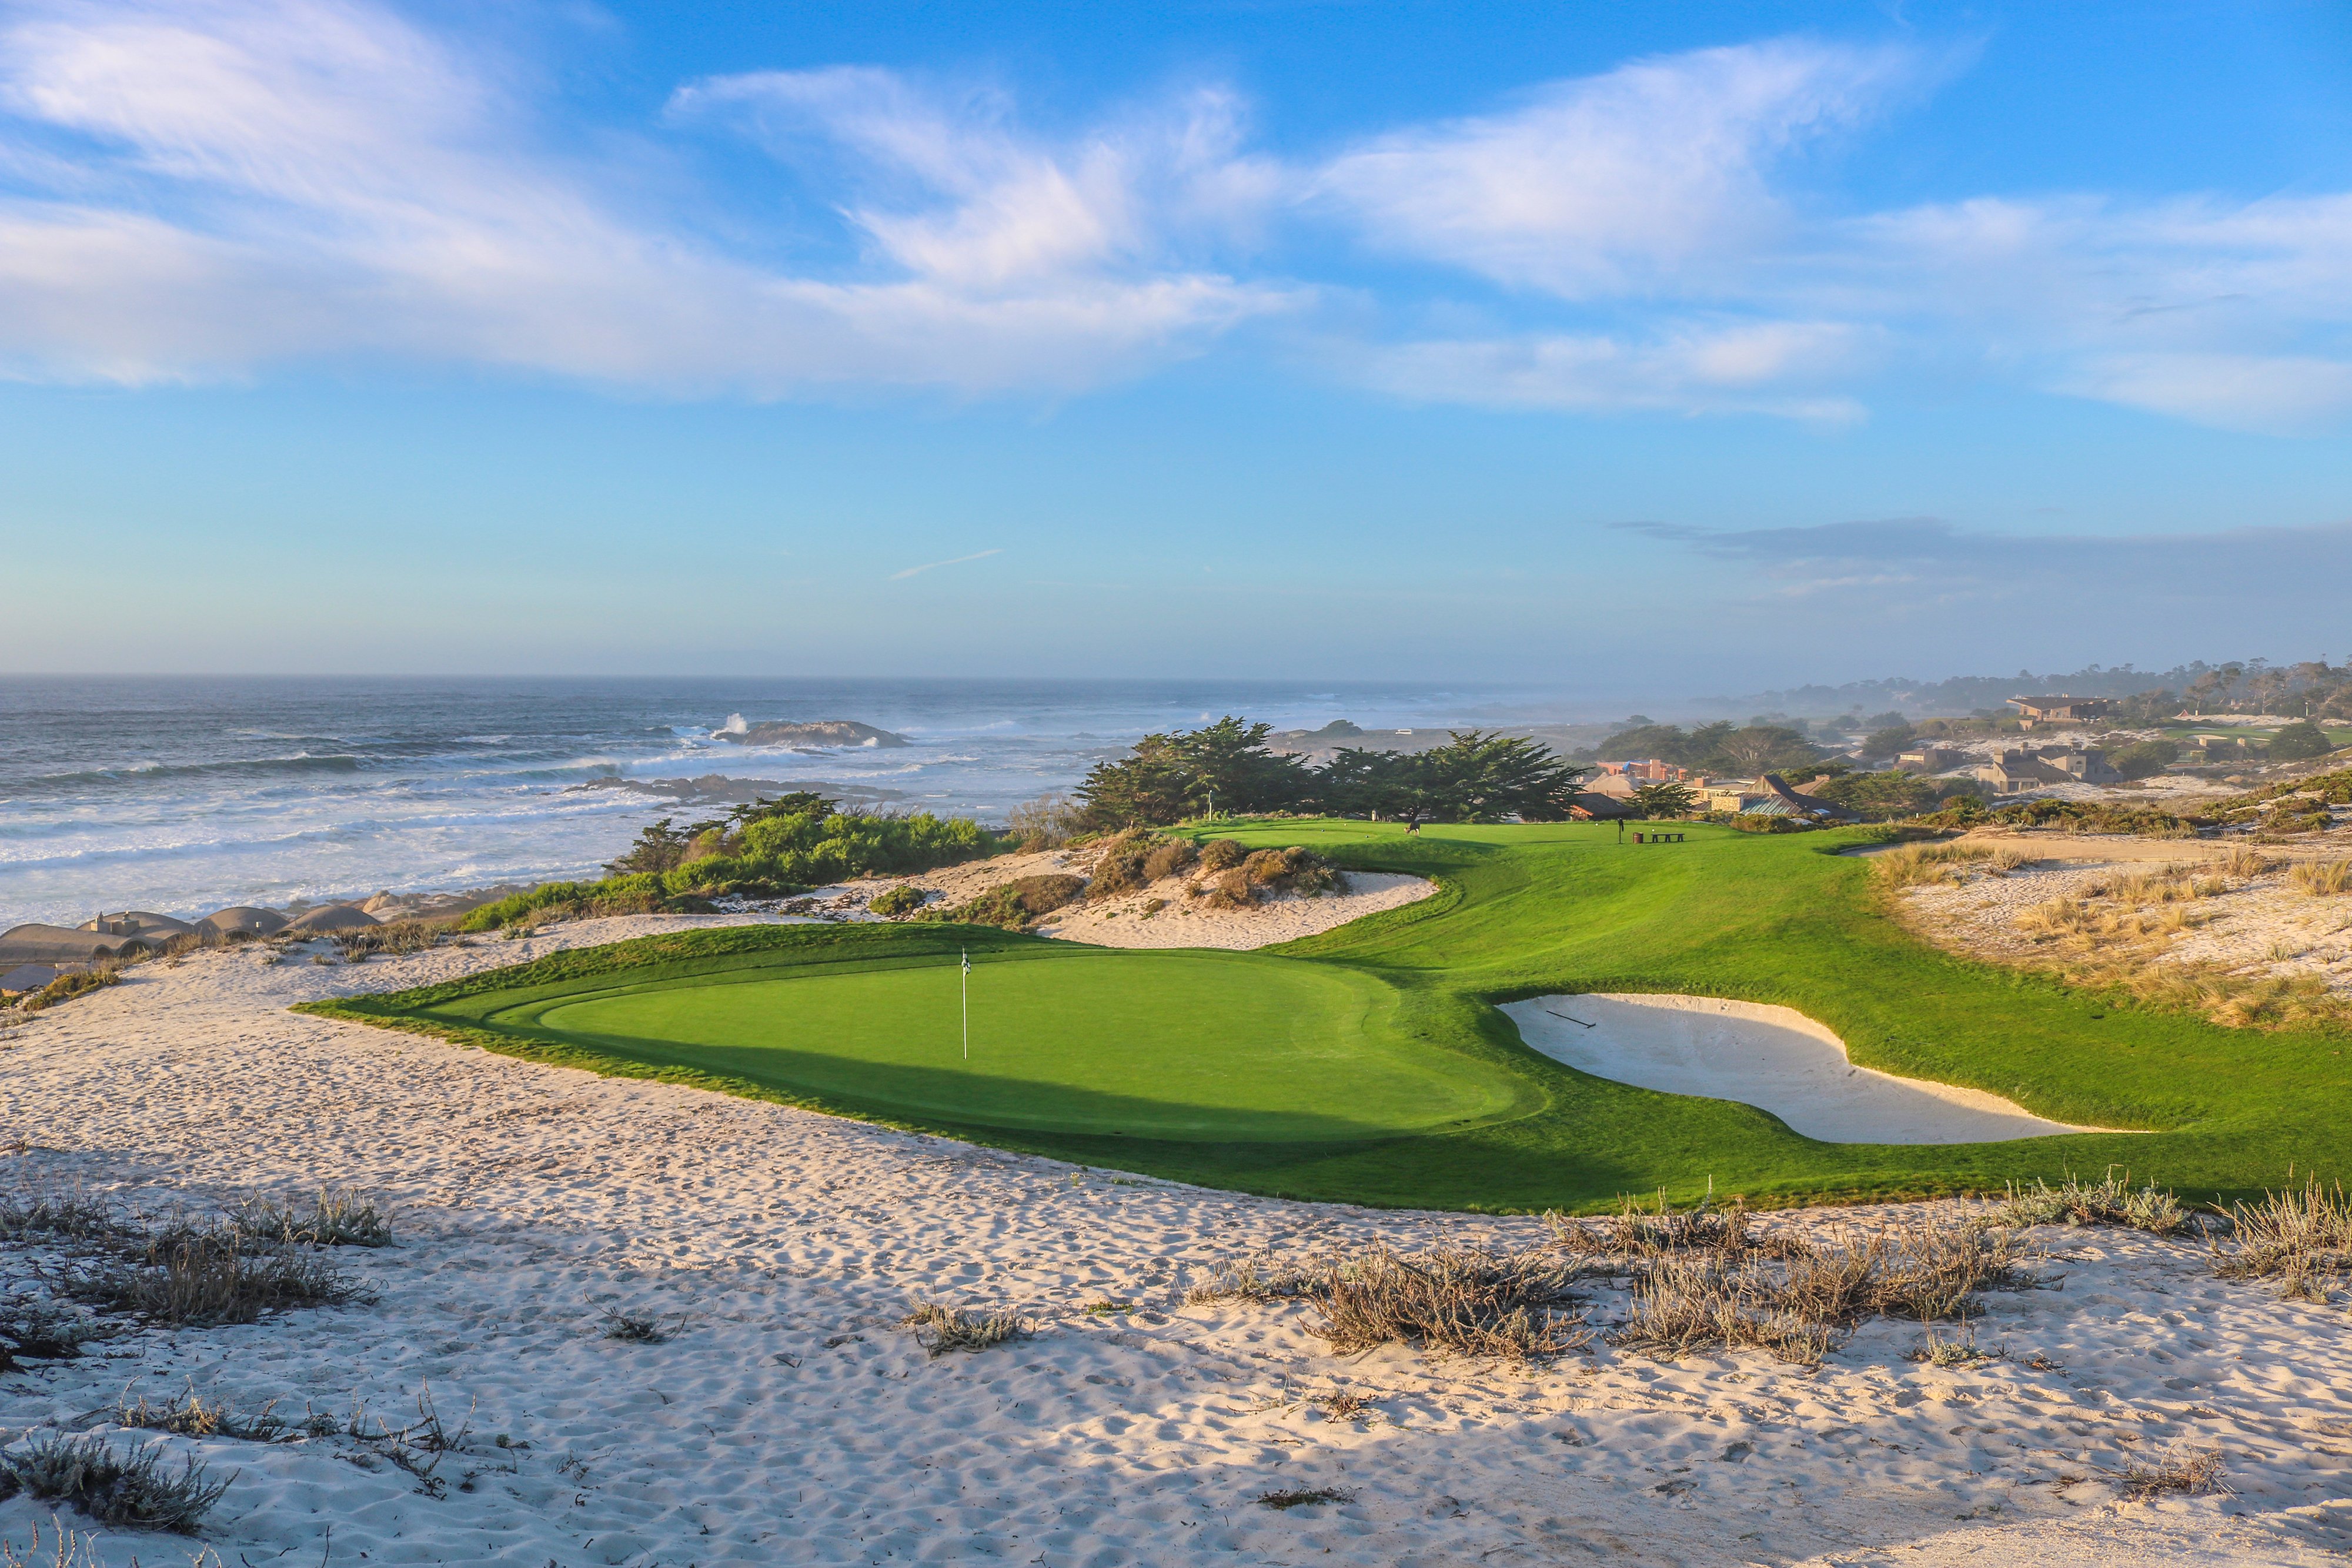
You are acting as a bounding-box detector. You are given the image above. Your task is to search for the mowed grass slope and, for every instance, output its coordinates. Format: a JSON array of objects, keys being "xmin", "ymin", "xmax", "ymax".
[{"xmin": 303, "ymin": 823, "xmax": 2352, "ymax": 1213}]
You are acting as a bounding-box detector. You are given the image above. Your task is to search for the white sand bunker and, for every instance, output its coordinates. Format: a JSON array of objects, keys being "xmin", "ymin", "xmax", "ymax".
[{"xmin": 1502, "ymin": 993, "xmax": 2110, "ymax": 1144}]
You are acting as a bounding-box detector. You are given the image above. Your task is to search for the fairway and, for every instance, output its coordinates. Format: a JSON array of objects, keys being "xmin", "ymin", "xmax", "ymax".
[
  {"xmin": 306, "ymin": 819, "xmax": 2352, "ymax": 1213},
  {"xmin": 495, "ymin": 949, "xmax": 1526, "ymax": 1141}
]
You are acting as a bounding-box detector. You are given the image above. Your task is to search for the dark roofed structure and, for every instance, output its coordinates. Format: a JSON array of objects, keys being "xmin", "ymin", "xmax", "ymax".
[
  {"xmin": 1755, "ymin": 774, "xmax": 1860, "ymax": 823},
  {"xmin": 2007, "ymin": 696, "xmax": 2115, "ymax": 728}
]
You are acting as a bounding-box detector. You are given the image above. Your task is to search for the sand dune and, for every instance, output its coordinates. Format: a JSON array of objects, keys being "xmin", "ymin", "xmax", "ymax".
[{"xmin": 0, "ymin": 918, "xmax": 2340, "ymax": 1565}]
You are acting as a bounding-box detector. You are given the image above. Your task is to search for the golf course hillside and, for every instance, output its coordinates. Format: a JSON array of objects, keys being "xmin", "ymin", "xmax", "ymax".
[{"xmin": 303, "ymin": 821, "xmax": 2352, "ymax": 1212}]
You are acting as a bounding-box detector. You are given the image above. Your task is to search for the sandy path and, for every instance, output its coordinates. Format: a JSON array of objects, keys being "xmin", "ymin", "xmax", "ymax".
[
  {"xmin": 0, "ymin": 925, "xmax": 2343, "ymax": 1564},
  {"xmin": 1503, "ymin": 994, "xmax": 2111, "ymax": 1144}
]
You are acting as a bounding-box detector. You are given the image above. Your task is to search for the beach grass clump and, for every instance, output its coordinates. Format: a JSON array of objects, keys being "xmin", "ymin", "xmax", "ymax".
[
  {"xmin": 1302, "ymin": 1246, "xmax": 1589, "ymax": 1361},
  {"xmin": 2291, "ymin": 860, "xmax": 2352, "ymax": 897},
  {"xmin": 0, "ymin": 1191, "xmax": 136, "ymax": 1248},
  {"xmin": 14, "ymin": 968, "xmax": 120, "ymax": 1014},
  {"xmin": 2211, "ymin": 1179, "xmax": 2352, "ymax": 1300},
  {"xmin": 2105, "ymin": 1446, "xmax": 2232, "ymax": 1501},
  {"xmin": 1184, "ymin": 1253, "xmax": 1328, "ymax": 1305},
  {"xmin": 0, "ymin": 1299, "xmax": 105, "ymax": 1367},
  {"xmin": 1613, "ymin": 1254, "xmax": 1836, "ymax": 1368},
  {"xmin": 1550, "ymin": 1191, "xmax": 1755, "ymax": 1260},
  {"xmin": 1254, "ymin": 1486, "xmax": 1354, "ymax": 1510},
  {"xmin": 902, "ymin": 1301, "xmax": 1029, "ymax": 1358},
  {"xmin": 1907, "ymin": 1318, "xmax": 2004, "ymax": 1368},
  {"xmin": 599, "ymin": 1307, "xmax": 668, "ymax": 1343},
  {"xmin": 228, "ymin": 1189, "xmax": 392, "ymax": 1249},
  {"xmin": 335, "ymin": 920, "xmax": 445, "ymax": 958},
  {"xmin": 1989, "ymin": 1171, "xmax": 2190, "ymax": 1235},
  {"xmin": 56, "ymin": 1228, "xmax": 372, "ymax": 1327},
  {"xmin": 0, "ymin": 1434, "xmax": 230, "ymax": 1533},
  {"xmin": 116, "ymin": 1386, "xmax": 295, "ymax": 1444}
]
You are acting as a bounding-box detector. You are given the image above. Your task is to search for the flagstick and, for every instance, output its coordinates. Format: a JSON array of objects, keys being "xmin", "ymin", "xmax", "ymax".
[{"xmin": 961, "ymin": 948, "xmax": 969, "ymax": 1061}]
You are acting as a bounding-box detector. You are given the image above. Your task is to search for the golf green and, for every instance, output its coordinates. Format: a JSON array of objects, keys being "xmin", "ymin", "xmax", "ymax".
[
  {"xmin": 490, "ymin": 949, "xmax": 1525, "ymax": 1141},
  {"xmin": 305, "ymin": 818, "xmax": 2352, "ymax": 1213}
]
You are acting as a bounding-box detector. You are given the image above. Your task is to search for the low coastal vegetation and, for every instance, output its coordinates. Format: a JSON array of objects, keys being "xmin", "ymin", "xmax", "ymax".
[{"xmin": 459, "ymin": 791, "xmax": 997, "ymax": 929}]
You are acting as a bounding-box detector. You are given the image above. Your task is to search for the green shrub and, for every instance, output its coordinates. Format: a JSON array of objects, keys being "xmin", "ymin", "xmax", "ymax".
[
  {"xmin": 1729, "ymin": 814, "xmax": 1808, "ymax": 834},
  {"xmin": 2110, "ymin": 738, "xmax": 2181, "ymax": 780},
  {"xmin": 2269, "ymin": 722, "xmax": 2337, "ymax": 761},
  {"xmin": 868, "ymin": 885, "xmax": 929, "ymax": 918},
  {"xmin": 1992, "ymin": 799, "xmax": 2202, "ymax": 837}
]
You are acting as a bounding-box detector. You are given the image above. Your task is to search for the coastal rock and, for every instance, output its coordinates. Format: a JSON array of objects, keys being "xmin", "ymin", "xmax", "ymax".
[{"xmin": 719, "ymin": 719, "xmax": 910, "ymax": 749}]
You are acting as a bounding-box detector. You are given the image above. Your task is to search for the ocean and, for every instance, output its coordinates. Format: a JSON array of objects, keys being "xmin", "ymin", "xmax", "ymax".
[{"xmin": 0, "ymin": 676, "xmax": 1556, "ymax": 928}]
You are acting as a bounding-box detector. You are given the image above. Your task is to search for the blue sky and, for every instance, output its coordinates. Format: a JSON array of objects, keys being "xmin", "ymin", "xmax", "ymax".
[{"xmin": 2, "ymin": 0, "xmax": 2348, "ymax": 693}]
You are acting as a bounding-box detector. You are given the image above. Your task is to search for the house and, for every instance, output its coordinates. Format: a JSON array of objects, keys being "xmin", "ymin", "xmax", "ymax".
[
  {"xmin": 1745, "ymin": 774, "xmax": 1859, "ymax": 823},
  {"xmin": 1594, "ymin": 758, "xmax": 1691, "ymax": 784},
  {"xmin": 1895, "ymin": 746, "xmax": 1964, "ymax": 773},
  {"xmin": 2007, "ymin": 696, "xmax": 2115, "ymax": 729},
  {"xmin": 1974, "ymin": 745, "xmax": 2120, "ymax": 792},
  {"xmin": 1581, "ymin": 773, "xmax": 1640, "ymax": 801},
  {"xmin": 1565, "ymin": 791, "xmax": 1637, "ymax": 820},
  {"xmin": 1693, "ymin": 778, "xmax": 1769, "ymax": 813}
]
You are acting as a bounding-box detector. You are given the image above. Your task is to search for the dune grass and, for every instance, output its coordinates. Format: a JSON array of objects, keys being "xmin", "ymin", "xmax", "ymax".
[{"xmin": 301, "ymin": 820, "xmax": 2352, "ymax": 1212}]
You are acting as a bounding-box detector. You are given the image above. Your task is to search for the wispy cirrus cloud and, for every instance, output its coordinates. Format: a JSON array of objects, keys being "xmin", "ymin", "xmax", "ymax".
[
  {"xmin": 0, "ymin": 4, "xmax": 2345, "ymax": 433},
  {"xmin": 888, "ymin": 547, "xmax": 1002, "ymax": 580}
]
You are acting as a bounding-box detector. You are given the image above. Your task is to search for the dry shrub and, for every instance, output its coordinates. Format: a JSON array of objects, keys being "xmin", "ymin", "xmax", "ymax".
[
  {"xmin": 1240, "ymin": 847, "xmax": 1347, "ymax": 896},
  {"xmin": 903, "ymin": 1301, "xmax": 1029, "ymax": 1357},
  {"xmin": 229, "ymin": 1189, "xmax": 391, "ymax": 1248},
  {"xmin": 117, "ymin": 1386, "xmax": 295, "ymax": 1444},
  {"xmin": 1615, "ymin": 1253, "xmax": 1835, "ymax": 1368},
  {"xmin": 2212, "ymin": 1179, "xmax": 2352, "ymax": 1300},
  {"xmin": 2106, "ymin": 1446, "xmax": 2231, "ymax": 1501},
  {"xmin": 1304, "ymin": 1246, "xmax": 1588, "ymax": 1361},
  {"xmin": 1084, "ymin": 833, "xmax": 1156, "ymax": 902},
  {"xmin": 56, "ymin": 1229, "xmax": 371, "ymax": 1326},
  {"xmin": 1006, "ymin": 793, "xmax": 1086, "ymax": 850},
  {"xmin": 1184, "ymin": 1253, "xmax": 1325, "ymax": 1305},
  {"xmin": 0, "ymin": 1299, "xmax": 103, "ymax": 1366},
  {"xmin": 1990, "ymin": 1171, "xmax": 2189, "ymax": 1235},
  {"xmin": 1197, "ymin": 868, "xmax": 1255, "ymax": 910},
  {"xmin": 1142, "ymin": 839, "xmax": 1198, "ymax": 881},
  {"xmin": 1549, "ymin": 1191, "xmax": 1754, "ymax": 1261},
  {"xmin": 600, "ymin": 1307, "xmax": 667, "ymax": 1343},
  {"xmin": 2291, "ymin": 860, "xmax": 2352, "ymax": 896},
  {"xmin": 1255, "ymin": 1487, "xmax": 1352, "ymax": 1510},
  {"xmin": 1, "ymin": 1434, "xmax": 229, "ymax": 1533},
  {"xmin": 1197, "ymin": 838, "xmax": 1248, "ymax": 872},
  {"xmin": 1867, "ymin": 1215, "xmax": 2034, "ymax": 1320},
  {"xmin": 0, "ymin": 1192, "xmax": 135, "ymax": 1248}
]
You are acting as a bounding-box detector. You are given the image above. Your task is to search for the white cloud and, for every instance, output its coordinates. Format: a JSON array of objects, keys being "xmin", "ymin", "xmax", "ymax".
[
  {"xmin": 1351, "ymin": 319, "xmax": 1867, "ymax": 419},
  {"xmin": 1314, "ymin": 39, "xmax": 1917, "ymax": 296},
  {"xmin": 888, "ymin": 547, "xmax": 1001, "ymax": 580},
  {"xmin": 0, "ymin": 0, "xmax": 1297, "ymax": 392}
]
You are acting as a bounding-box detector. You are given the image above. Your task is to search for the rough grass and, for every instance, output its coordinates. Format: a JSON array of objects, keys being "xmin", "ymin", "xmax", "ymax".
[
  {"xmin": 902, "ymin": 1302, "xmax": 1028, "ymax": 1357},
  {"xmin": 335, "ymin": 919, "xmax": 445, "ymax": 958},
  {"xmin": 57, "ymin": 1231, "xmax": 372, "ymax": 1326},
  {"xmin": 117, "ymin": 1386, "xmax": 301, "ymax": 1444},
  {"xmin": 1989, "ymin": 1171, "xmax": 2190, "ymax": 1235},
  {"xmin": 228, "ymin": 1189, "xmax": 392, "ymax": 1248},
  {"xmin": 2291, "ymin": 860, "xmax": 2352, "ymax": 897},
  {"xmin": 0, "ymin": 1434, "xmax": 229, "ymax": 1533},
  {"xmin": 2211, "ymin": 1179, "xmax": 2352, "ymax": 1301}
]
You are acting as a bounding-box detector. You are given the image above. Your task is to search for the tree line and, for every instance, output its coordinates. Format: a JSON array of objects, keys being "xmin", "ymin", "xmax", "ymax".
[{"xmin": 1074, "ymin": 717, "xmax": 1595, "ymax": 828}]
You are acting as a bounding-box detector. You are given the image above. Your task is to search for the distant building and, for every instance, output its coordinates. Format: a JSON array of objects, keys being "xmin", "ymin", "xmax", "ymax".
[
  {"xmin": 1693, "ymin": 778, "xmax": 1770, "ymax": 813},
  {"xmin": 1746, "ymin": 774, "xmax": 1859, "ymax": 823},
  {"xmin": 2006, "ymin": 697, "xmax": 2115, "ymax": 729},
  {"xmin": 1595, "ymin": 758, "xmax": 1692, "ymax": 784},
  {"xmin": 1974, "ymin": 745, "xmax": 2120, "ymax": 792},
  {"xmin": 1895, "ymin": 746, "xmax": 1964, "ymax": 773}
]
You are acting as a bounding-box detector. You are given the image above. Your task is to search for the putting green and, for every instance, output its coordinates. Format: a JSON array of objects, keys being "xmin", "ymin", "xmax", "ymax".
[
  {"xmin": 409, "ymin": 944, "xmax": 1528, "ymax": 1143},
  {"xmin": 305, "ymin": 818, "xmax": 2352, "ymax": 1212}
]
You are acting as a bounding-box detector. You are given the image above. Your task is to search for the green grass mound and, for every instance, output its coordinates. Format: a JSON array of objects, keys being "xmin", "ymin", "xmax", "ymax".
[{"xmin": 304, "ymin": 821, "xmax": 2352, "ymax": 1213}]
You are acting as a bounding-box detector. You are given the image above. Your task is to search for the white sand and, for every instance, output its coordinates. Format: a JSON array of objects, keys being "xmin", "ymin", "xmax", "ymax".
[
  {"xmin": 0, "ymin": 927, "xmax": 2341, "ymax": 1564},
  {"xmin": 1503, "ymin": 994, "xmax": 2109, "ymax": 1144},
  {"xmin": 824, "ymin": 846, "xmax": 1441, "ymax": 950}
]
